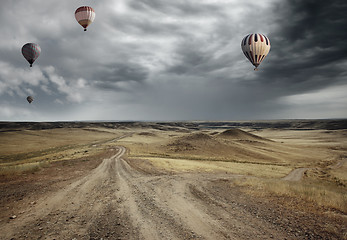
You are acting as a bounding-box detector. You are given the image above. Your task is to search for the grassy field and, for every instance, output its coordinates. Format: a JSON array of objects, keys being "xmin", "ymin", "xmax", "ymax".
[
  {"xmin": 234, "ymin": 177, "xmax": 347, "ymax": 213},
  {"xmin": 142, "ymin": 156, "xmax": 291, "ymax": 178},
  {"xmin": 1, "ymin": 122, "xmax": 346, "ymax": 213},
  {"xmin": 0, "ymin": 128, "xmax": 124, "ymax": 174},
  {"xmin": 118, "ymin": 128, "xmax": 346, "ymax": 170},
  {"xmin": 116, "ymin": 127, "xmax": 347, "ymax": 213}
]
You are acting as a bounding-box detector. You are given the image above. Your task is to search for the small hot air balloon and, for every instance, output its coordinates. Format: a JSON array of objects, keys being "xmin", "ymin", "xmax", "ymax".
[
  {"xmin": 75, "ymin": 6, "xmax": 95, "ymax": 31},
  {"xmin": 22, "ymin": 43, "xmax": 41, "ymax": 67},
  {"xmin": 241, "ymin": 33, "xmax": 271, "ymax": 70},
  {"xmin": 27, "ymin": 96, "xmax": 34, "ymax": 104}
]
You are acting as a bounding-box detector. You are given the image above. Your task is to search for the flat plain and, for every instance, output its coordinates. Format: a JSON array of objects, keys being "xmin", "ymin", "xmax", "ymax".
[{"xmin": 0, "ymin": 120, "xmax": 346, "ymax": 239}]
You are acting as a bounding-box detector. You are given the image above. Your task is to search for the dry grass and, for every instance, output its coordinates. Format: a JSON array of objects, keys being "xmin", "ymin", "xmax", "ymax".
[
  {"xmin": 330, "ymin": 159, "xmax": 347, "ymax": 182},
  {"xmin": 0, "ymin": 127, "xmax": 122, "ymax": 175},
  {"xmin": 0, "ymin": 128, "xmax": 120, "ymax": 155},
  {"xmin": 118, "ymin": 128, "xmax": 347, "ymax": 212},
  {"xmin": 143, "ymin": 157, "xmax": 291, "ymax": 178},
  {"xmin": 0, "ymin": 161, "xmax": 49, "ymax": 175},
  {"xmin": 119, "ymin": 128, "xmax": 344, "ymax": 168},
  {"xmin": 233, "ymin": 177, "xmax": 347, "ymax": 213},
  {"xmin": 1, "ymin": 124, "xmax": 346, "ymax": 212}
]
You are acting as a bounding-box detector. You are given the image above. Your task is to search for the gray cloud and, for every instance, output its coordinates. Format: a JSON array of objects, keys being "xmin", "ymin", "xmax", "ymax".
[
  {"xmin": 93, "ymin": 62, "xmax": 149, "ymax": 83},
  {"xmin": 261, "ymin": 0, "xmax": 347, "ymax": 90},
  {"xmin": 0, "ymin": 0, "xmax": 346, "ymax": 121}
]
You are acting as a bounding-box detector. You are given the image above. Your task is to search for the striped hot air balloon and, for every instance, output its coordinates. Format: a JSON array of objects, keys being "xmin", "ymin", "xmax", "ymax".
[
  {"xmin": 75, "ymin": 6, "xmax": 95, "ymax": 31},
  {"xmin": 241, "ymin": 33, "xmax": 271, "ymax": 70},
  {"xmin": 21, "ymin": 43, "xmax": 41, "ymax": 67}
]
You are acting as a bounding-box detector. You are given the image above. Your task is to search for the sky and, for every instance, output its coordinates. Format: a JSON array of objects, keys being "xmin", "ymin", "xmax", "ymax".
[{"xmin": 0, "ymin": 0, "xmax": 346, "ymax": 121}]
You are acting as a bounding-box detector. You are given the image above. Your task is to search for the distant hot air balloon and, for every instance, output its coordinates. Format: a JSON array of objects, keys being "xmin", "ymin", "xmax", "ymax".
[
  {"xmin": 241, "ymin": 33, "xmax": 271, "ymax": 70},
  {"xmin": 22, "ymin": 43, "xmax": 41, "ymax": 67},
  {"xmin": 27, "ymin": 96, "xmax": 33, "ymax": 104},
  {"xmin": 75, "ymin": 6, "xmax": 95, "ymax": 31}
]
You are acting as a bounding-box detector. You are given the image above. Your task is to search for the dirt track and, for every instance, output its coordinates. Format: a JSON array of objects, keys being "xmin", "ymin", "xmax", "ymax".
[
  {"xmin": 0, "ymin": 147, "xmax": 345, "ymax": 239},
  {"xmin": 282, "ymin": 168, "xmax": 310, "ymax": 181}
]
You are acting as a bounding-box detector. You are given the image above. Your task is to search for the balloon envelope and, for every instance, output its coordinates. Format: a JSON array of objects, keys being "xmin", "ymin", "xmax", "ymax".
[
  {"xmin": 27, "ymin": 96, "xmax": 33, "ymax": 104},
  {"xmin": 75, "ymin": 6, "xmax": 95, "ymax": 31},
  {"xmin": 241, "ymin": 33, "xmax": 270, "ymax": 70},
  {"xmin": 22, "ymin": 43, "xmax": 41, "ymax": 67}
]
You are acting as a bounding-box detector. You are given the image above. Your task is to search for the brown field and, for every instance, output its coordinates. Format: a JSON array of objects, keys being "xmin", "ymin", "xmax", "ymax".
[{"xmin": 0, "ymin": 120, "xmax": 346, "ymax": 239}]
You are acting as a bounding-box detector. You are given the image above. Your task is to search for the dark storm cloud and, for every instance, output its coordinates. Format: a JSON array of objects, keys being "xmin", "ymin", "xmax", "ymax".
[
  {"xmin": 167, "ymin": 42, "xmax": 213, "ymax": 75},
  {"xmin": 279, "ymin": 0, "xmax": 346, "ymax": 46},
  {"xmin": 0, "ymin": 0, "xmax": 346, "ymax": 121},
  {"xmin": 260, "ymin": 0, "xmax": 347, "ymax": 92}
]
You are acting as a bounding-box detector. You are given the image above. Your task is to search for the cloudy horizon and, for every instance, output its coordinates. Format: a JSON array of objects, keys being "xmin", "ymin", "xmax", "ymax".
[{"xmin": 0, "ymin": 0, "xmax": 346, "ymax": 121}]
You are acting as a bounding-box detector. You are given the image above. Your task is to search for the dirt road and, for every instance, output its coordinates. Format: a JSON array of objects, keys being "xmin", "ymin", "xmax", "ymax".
[
  {"xmin": 282, "ymin": 157, "xmax": 347, "ymax": 182},
  {"xmin": 0, "ymin": 147, "xmax": 344, "ymax": 239},
  {"xmin": 282, "ymin": 168, "xmax": 310, "ymax": 181}
]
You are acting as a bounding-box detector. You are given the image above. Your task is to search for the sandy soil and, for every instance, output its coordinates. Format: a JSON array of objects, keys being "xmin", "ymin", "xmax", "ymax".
[{"xmin": 1, "ymin": 146, "xmax": 345, "ymax": 240}]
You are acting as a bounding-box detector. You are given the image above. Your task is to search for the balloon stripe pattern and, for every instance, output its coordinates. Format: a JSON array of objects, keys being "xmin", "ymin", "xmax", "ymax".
[
  {"xmin": 75, "ymin": 6, "xmax": 95, "ymax": 31},
  {"xmin": 241, "ymin": 33, "xmax": 270, "ymax": 69},
  {"xmin": 21, "ymin": 43, "xmax": 41, "ymax": 67}
]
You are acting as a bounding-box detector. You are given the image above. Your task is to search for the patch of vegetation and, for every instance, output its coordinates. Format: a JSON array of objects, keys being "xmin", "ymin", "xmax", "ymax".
[
  {"xmin": 0, "ymin": 161, "xmax": 49, "ymax": 175},
  {"xmin": 234, "ymin": 177, "xmax": 347, "ymax": 213}
]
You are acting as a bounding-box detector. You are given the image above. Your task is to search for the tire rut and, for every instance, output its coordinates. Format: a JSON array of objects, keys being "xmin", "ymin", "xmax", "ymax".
[{"xmin": 1, "ymin": 146, "xmax": 343, "ymax": 239}]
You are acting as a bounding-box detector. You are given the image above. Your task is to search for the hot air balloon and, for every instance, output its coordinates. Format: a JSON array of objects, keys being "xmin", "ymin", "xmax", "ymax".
[
  {"xmin": 27, "ymin": 96, "xmax": 33, "ymax": 104},
  {"xmin": 22, "ymin": 43, "xmax": 41, "ymax": 67},
  {"xmin": 75, "ymin": 6, "xmax": 95, "ymax": 31},
  {"xmin": 241, "ymin": 33, "xmax": 270, "ymax": 70}
]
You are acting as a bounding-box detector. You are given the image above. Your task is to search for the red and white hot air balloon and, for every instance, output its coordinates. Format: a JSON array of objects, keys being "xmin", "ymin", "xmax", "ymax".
[
  {"xmin": 21, "ymin": 43, "xmax": 41, "ymax": 67},
  {"xmin": 241, "ymin": 33, "xmax": 271, "ymax": 70},
  {"xmin": 75, "ymin": 6, "xmax": 95, "ymax": 31}
]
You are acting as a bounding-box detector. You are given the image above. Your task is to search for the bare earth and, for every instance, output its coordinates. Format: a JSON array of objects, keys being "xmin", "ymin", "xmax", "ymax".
[
  {"xmin": 0, "ymin": 120, "xmax": 346, "ymax": 239},
  {"xmin": 0, "ymin": 146, "xmax": 345, "ymax": 239},
  {"xmin": 282, "ymin": 168, "xmax": 310, "ymax": 181}
]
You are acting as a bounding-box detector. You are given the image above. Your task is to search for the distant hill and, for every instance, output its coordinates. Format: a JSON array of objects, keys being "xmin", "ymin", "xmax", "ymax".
[
  {"xmin": 217, "ymin": 129, "xmax": 271, "ymax": 141},
  {"xmin": 179, "ymin": 133, "xmax": 213, "ymax": 141},
  {"xmin": 196, "ymin": 119, "xmax": 347, "ymax": 130},
  {"xmin": 163, "ymin": 130, "xmax": 286, "ymax": 164},
  {"xmin": 137, "ymin": 132, "xmax": 158, "ymax": 137},
  {"xmin": 166, "ymin": 133, "xmax": 218, "ymax": 152},
  {"xmin": 1, "ymin": 119, "xmax": 347, "ymax": 132}
]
